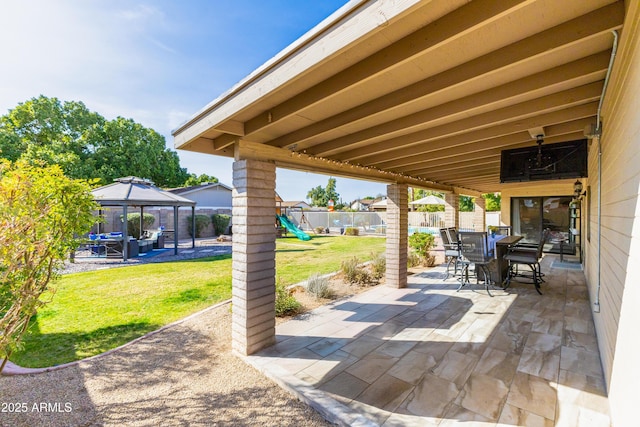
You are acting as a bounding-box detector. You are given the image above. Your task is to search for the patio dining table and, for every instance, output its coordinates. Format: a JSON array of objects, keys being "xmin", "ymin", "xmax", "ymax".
[{"xmin": 487, "ymin": 234, "xmax": 523, "ymax": 285}]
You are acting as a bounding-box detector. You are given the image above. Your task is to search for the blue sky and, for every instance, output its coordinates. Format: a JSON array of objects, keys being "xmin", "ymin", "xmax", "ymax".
[{"xmin": 0, "ymin": 0, "xmax": 386, "ymax": 202}]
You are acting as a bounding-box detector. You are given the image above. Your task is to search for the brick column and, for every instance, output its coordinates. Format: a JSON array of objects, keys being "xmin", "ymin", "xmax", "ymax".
[
  {"xmin": 473, "ymin": 196, "xmax": 486, "ymax": 232},
  {"xmin": 444, "ymin": 193, "xmax": 459, "ymax": 229},
  {"xmin": 231, "ymin": 159, "xmax": 276, "ymax": 355},
  {"xmin": 386, "ymin": 183, "xmax": 408, "ymax": 288}
]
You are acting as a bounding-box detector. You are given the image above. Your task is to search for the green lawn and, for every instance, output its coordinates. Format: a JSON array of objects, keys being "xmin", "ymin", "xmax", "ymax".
[{"xmin": 12, "ymin": 235, "xmax": 385, "ymax": 368}]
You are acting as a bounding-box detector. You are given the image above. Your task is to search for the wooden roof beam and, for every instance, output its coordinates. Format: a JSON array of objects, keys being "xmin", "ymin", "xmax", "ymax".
[
  {"xmin": 336, "ymin": 84, "xmax": 601, "ymax": 162},
  {"xmin": 372, "ymin": 113, "xmax": 598, "ymax": 169},
  {"xmin": 244, "ymin": 0, "xmax": 534, "ymax": 137},
  {"xmin": 278, "ymin": 46, "xmax": 610, "ymax": 153},
  {"xmin": 399, "ymin": 131, "xmax": 585, "ymax": 175},
  {"xmin": 232, "ymin": 140, "xmax": 454, "ymax": 192},
  {"xmin": 299, "ymin": 3, "xmax": 623, "ymax": 155},
  {"xmin": 369, "ymin": 111, "xmax": 596, "ymax": 168}
]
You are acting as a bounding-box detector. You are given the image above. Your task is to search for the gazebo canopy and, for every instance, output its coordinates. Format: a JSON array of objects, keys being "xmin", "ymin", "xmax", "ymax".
[{"xmin": 92, "ymin": 176, "xmax": 196, "ymax": 207}]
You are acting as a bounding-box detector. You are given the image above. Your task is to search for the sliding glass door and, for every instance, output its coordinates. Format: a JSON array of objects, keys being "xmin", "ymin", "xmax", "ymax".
[{"xmin": 511, "ymin": 196, "xmax": 573, "ymax": 250}]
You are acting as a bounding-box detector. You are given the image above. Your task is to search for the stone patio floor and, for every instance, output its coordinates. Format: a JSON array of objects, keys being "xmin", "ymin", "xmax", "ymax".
[{"xmin": 244, "ymin": 256, "xmax": 610, "ymax": 426}]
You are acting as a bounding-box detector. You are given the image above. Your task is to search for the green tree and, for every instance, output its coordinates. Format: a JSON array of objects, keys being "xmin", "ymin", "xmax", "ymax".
[
  {"xmin": 325, "ymin": 177, "xmax": 339, "ymax": 205},
  {"xmin": 0, "ymin": 96, "xmax": 189, "ymax": 188},
  {"xmin": 0, "ymin": 160, "xmax": 97, "ymax": 373},
  {"xmin": 483, "ymin": 193, "xmax": 501, "ymax": 211},
  {"xmin": 87, "ymin": 117, "xmax": 188, "ymax": 188},
  {"xmin": 0, "ymin": 96, "xmax": 104, "ymax": 178},
  {"xmin": 460, "ymin": 195, "xmax": 474, "ymax": 212},
  {"xmin": 184, "ymin": 173, "xmax": 219, "ymax": 186},
  {"xmin": 307, "ymin": 185, "xmax": 327, "ymax": 207},
  {"xmin": 306, "ymin": 177, "xmax": 340, "ymax": 207}
]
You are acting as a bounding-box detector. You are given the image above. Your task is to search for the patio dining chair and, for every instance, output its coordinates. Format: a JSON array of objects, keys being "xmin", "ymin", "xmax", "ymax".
[
  {"xmin": 457, "ymin": 231, "xmax": 496, "ymax": 296},
  {"xmin": 504, "ymin": 228, "xmax": 550, "ymax": 294},
  {"xmin": 440, "ymin": 227, "xmax": 461, "ymax": 280}
]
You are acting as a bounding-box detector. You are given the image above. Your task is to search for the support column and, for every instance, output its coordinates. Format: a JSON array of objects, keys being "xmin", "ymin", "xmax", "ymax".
[
  {"xmin": 473, "ymin": 196, "xmax": 486, "ymax": 232},
  {"xmin": 445, "ymin": 193, "xmax": 460, "ymax": 229},
  {"xmin": 231, "ymin": 159, "xmax": 277, "ymax": 355},
  {"xmin": 386, "ymin": 183, "xmax": 408, "ymax": 288}
]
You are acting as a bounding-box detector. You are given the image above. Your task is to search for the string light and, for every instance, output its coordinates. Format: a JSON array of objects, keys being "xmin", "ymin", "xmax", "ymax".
[{"xmin": 281, "ymin": 149, "xmax": 443, "ymax": 188}]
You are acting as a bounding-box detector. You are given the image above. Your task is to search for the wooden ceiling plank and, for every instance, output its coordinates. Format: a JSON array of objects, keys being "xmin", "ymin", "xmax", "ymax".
[
  {"xmin": 299, "ymin": 3, "xmax": 622, "ymax": 155},
  {"xmin": 336, "ymin": 84, "xmax": 600, "ymax": 162},
  {"xmin": 279, "ymin": 47, "xmax": 609, "ymax": 153},
  {"xmin": 388, "ymin": 126, "xmax": 589, "ymax": 172},
  {"xmin": 399, "ymin": 131, "xmax": 585, "ymax": 174},
  {"xmin": 424, "ymin": 166, "xmax": 501, "ymax": 180},
  {"xmin": 368, "ymin": 112, "xmax": 596, "ymax": 168}
]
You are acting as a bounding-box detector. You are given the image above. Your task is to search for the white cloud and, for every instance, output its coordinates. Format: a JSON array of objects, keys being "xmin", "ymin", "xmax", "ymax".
[{"xmin": 0, "ymin": 1, "xmax": 380, "ymax": 200}]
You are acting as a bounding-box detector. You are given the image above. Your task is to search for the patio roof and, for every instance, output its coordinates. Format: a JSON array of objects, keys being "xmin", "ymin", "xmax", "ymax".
[{"xmin": 173, "ymin": 0, "xmax": 624, "ymax": 195}]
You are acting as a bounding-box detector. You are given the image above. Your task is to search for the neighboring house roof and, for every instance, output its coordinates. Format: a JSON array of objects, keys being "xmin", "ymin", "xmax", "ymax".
[
  {"xmin": 350, "ymin": 199, "xmax": 374, "ymax": 206},
  {"xmin": 169, "ymin": 182, "xmax": 232, "ymax": 196},
  {"xmin": 281, "ymin": 201, "xmax": 312, "ymax": 209},
  {"xmin": 92, "ymin": 177, "xmax": 196, "ymax": 207},
  {"xmin": 370, "ymin": 199, "xmax": 387, "ymax": 210}
]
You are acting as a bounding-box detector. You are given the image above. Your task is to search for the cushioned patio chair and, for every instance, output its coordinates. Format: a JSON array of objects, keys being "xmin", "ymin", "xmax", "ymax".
[
  {"xmin": 504, "ymin": 228, "xmax": 550, "ymax": 294},
  {"xmin": 457, "ymin": 231, "xmax": 496, "ymax": 296}
]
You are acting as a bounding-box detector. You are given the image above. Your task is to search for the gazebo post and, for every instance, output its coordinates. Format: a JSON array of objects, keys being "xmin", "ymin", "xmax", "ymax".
[
  {"xmin": 140, "ymin": 206, "xmax": 144, "ymax": 238},
  {"xmin": 122, "ymin": 204, "xmax": 129, "ymax": 261},
  {"xmin": 192, "ymin": 206, "xmax": 195, "ymax": 248},
  {"xmin": 173, "ymin": 205, "xmax": 179, "ymax": 255}
]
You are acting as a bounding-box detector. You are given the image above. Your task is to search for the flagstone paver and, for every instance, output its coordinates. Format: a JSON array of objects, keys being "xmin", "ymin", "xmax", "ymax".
[{"xmin": 245, "ymin": 257, "xmax": 611, "ymax": 426}]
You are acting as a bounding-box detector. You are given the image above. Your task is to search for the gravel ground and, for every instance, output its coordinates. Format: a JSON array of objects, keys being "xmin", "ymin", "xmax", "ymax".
[
  {"xmin": 1, "ymin": 304, "xmax": 333, "ymax": 427},
  {"xmin": 1, "ymin": 239, "xmax": 333, "ymax": 427}
]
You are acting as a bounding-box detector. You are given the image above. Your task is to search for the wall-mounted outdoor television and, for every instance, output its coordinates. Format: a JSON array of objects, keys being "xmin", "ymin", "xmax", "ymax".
[{"xmin": 500, "ymin": 139, "xmax": 588, "ymax": 183}]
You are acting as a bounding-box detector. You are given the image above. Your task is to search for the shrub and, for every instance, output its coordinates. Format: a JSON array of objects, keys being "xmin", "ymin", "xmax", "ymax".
[
  {"xmin": 344, "ymin": 227, "xmax": 359, "ymax": 236},
  {"xmin": 187, "ymin": 214, "xmax": 211, "ymax": 238},
  {"xmin": 407, "ymin": 252, "xmax": 422, "ymax": 268},
  {"xmin": 408, "ymin": 232, "xmax": 435, "ymax": 258},
  {"xmin": 122, "ymin": 212, "xmax": 156, "ymax": 238},
  {"xmin": 409, "ymin": 232, "xmax": 437, "ymax": 267},
  {"xmin": 341, "ymin": 256, "xmax": 376, "ymax": 285},
  {"xmin": 0, "ymin": 161, "xmax": 97, "ymax": 373},
  {"xmin": 341, "ymin": 256, "xmax": 360, "ymax": 283},
  {"xmin": 370, "ymin": 252, "xmax": 386, "ymax": 279},
  {"xmin": 212, "ymin": 214, "xmax": 231, "ymax": 235},
  {"xmin": 275, "ymin": 281, "xmax": 302, "ymax": 316},
  {"xmin": 306, "ymin": 273, "xmax": 333, "ymax": 299},
  {"xmin": 355, "ymin": 268, "xmax": 374, "ymax": 285}
]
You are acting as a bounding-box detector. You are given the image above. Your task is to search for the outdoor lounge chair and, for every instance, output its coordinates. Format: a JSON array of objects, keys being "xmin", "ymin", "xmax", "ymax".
[
  {"xmin": 440, "ymin": 227, "xmax": 461, "ymax": 279},
  {"xmin": 504, "ymin": 228, "xmax": 550, "ymax": 294},
  {"xmin": 457, "ymin": 231, "xmax": 496, "ymax": 296}
]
